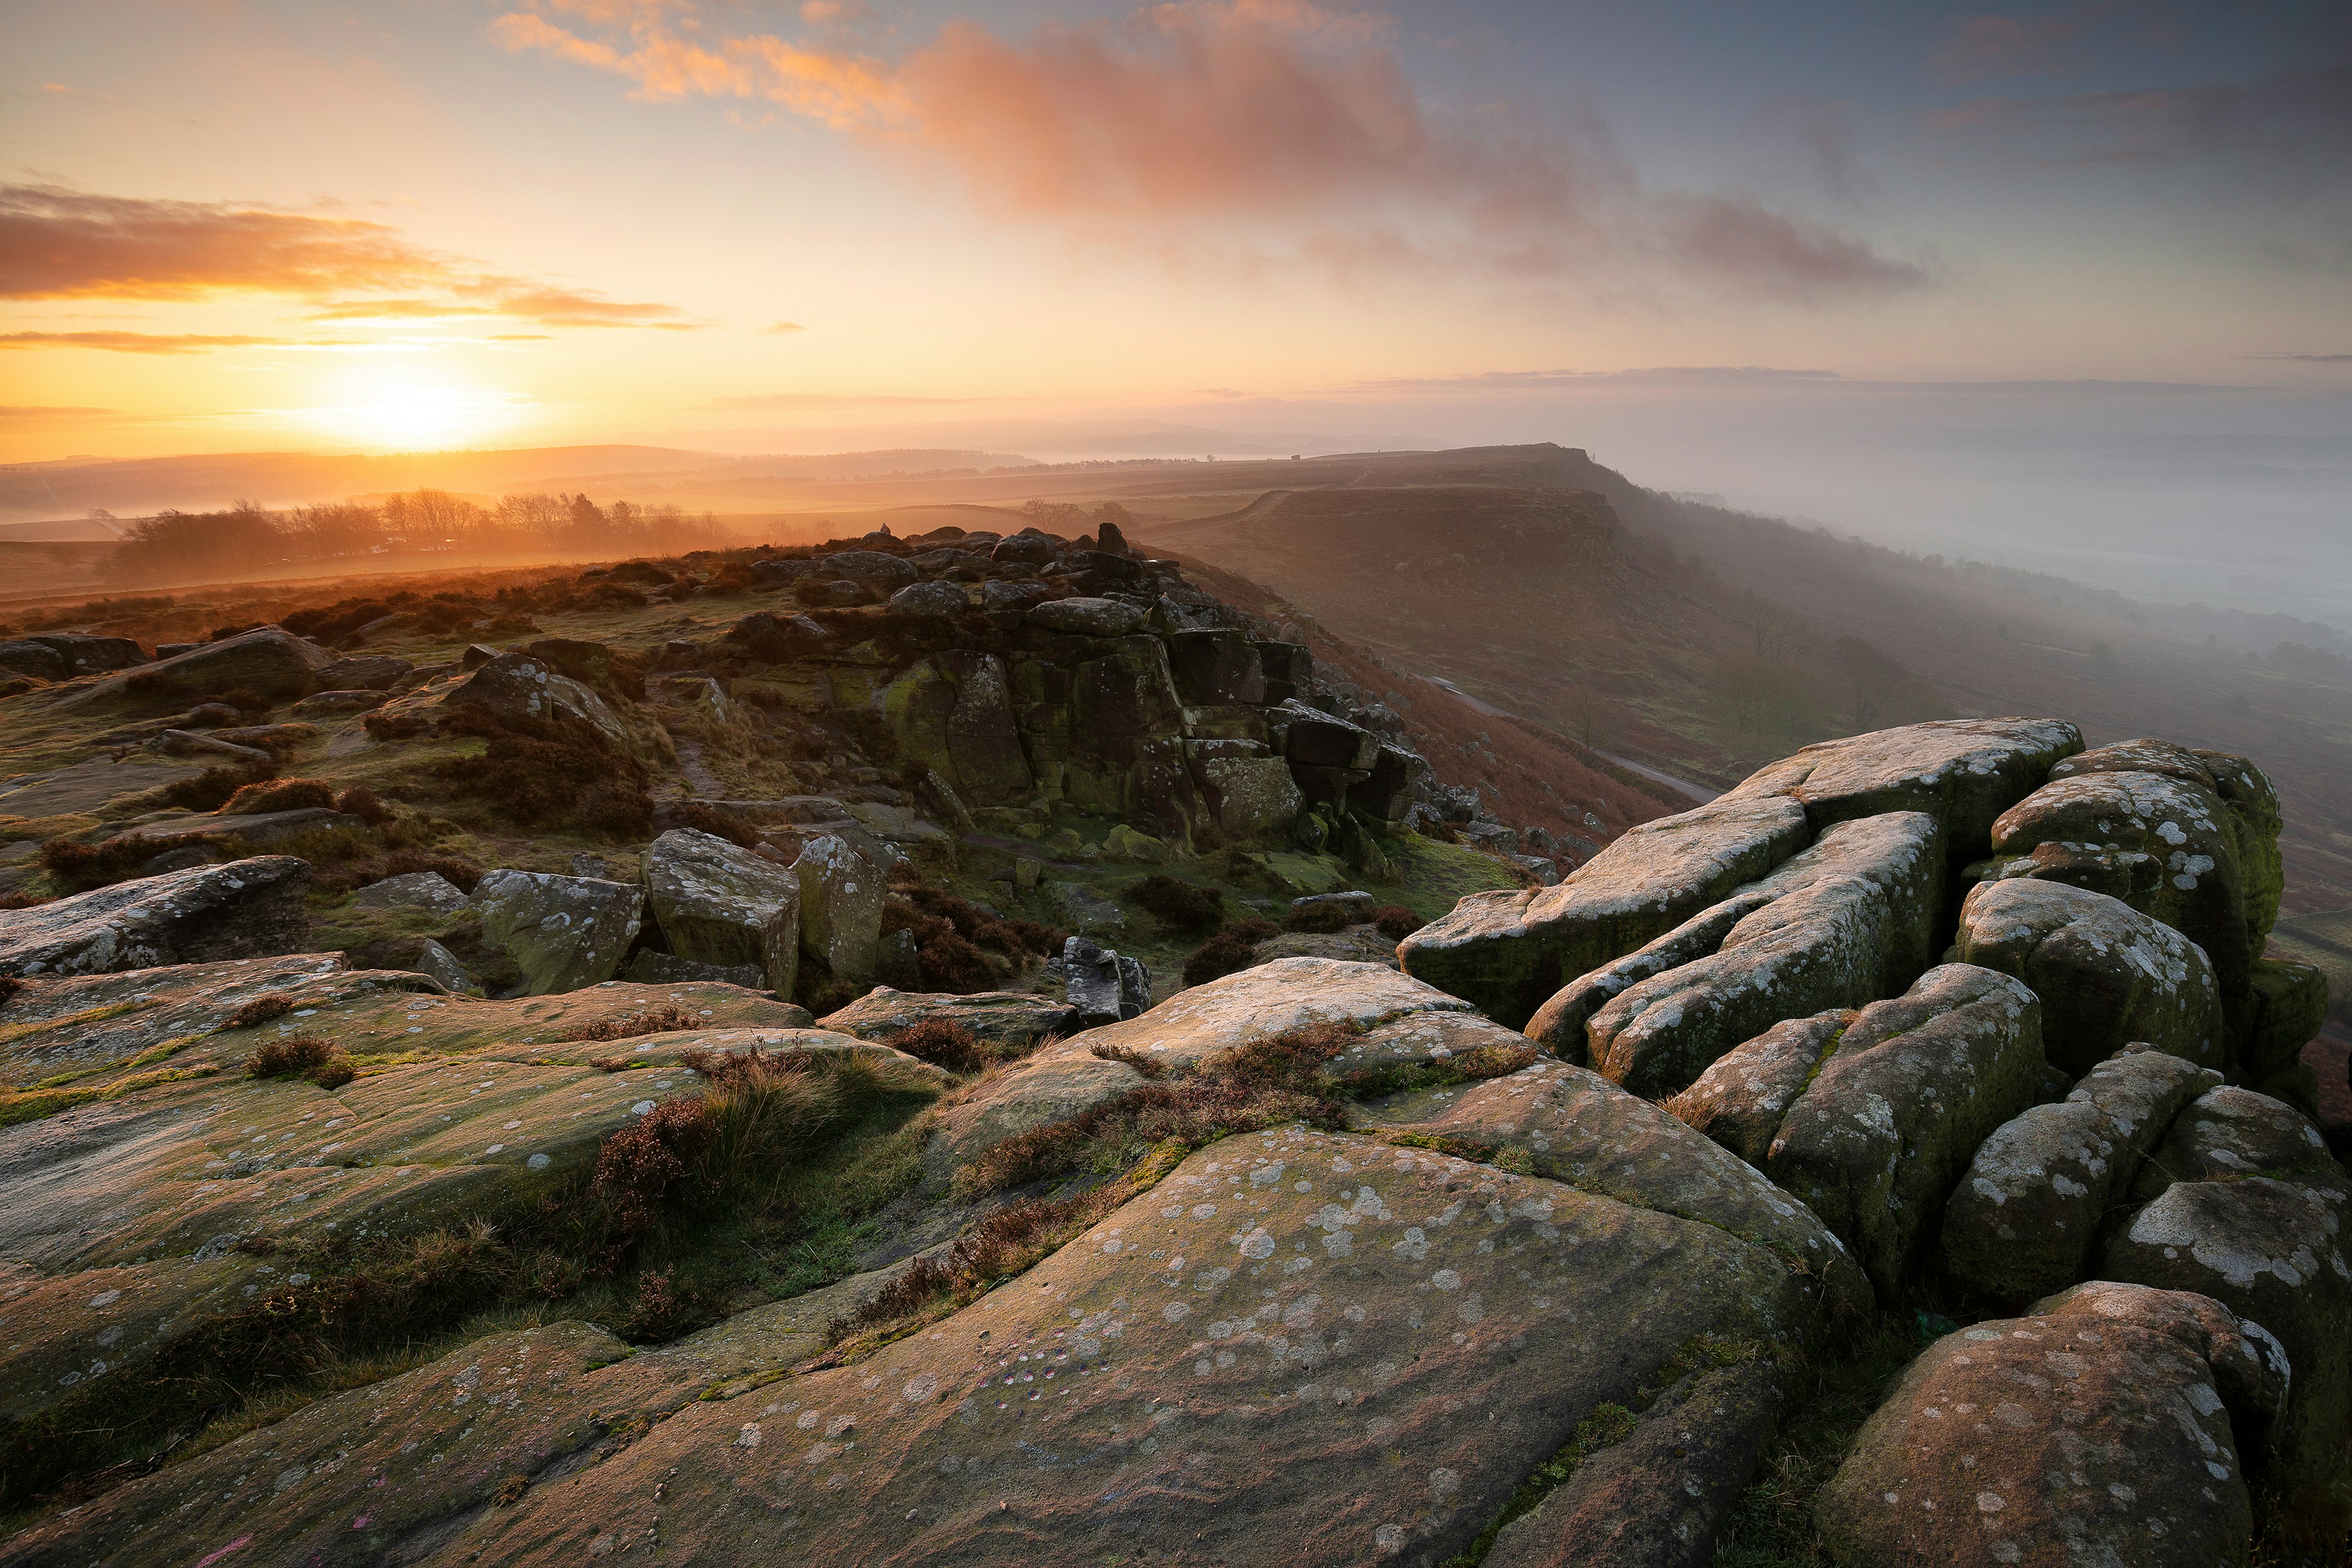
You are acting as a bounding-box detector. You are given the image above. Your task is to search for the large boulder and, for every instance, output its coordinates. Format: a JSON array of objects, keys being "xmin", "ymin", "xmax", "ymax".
[
  {"xmin": 1720, "ymin": 716, "xmax": 2083, "ymax": 849},
  {"xmin": 640, "ymin": 828, "xmax": 800, "ymax": 995},
  {"xmin": 1028, "ymin": 596, "xmax": 1148, "ymax": 637},
  {"xmin": 1817, "ymin": 1281, "xmax": 2289, "ymax": 1568},
  {"xmin": 1984, "ymin": 766, "xmax": 2255, "ymax": 1045},
  {"xmin": 1938, "ymin": 1046, "xmax": 2221, "ymax": 1304},
  {"xmin": 470, "ymin": 870, "xmax": 645, "ymax": 994},
  {"xmin": 1186, "ymin": 740, "xmax": 1303, "ymax": 839},
  {"xmin": 1354, "ymin": 1057, "xmax": 1870, "ymax": 1317},
  {"xmin": 2103, "ymin": 1175, "xmax": 2352, "ymax": 1519},
  {"xmin": 313, "ymin": 653, "xmax": 414, "ymax": 690},
  {"xmin": 0, "ymin": 856, "xmax": 310, "ymax": 975},
  {"xmin": 427, "ymin": 1126, "xmax": 1820, "ymax": 1568},
  {"xmin": 351, "ymin": 870, "xmax": 470, "ymax": 916},
  {"xmin": 792, "ymin": 833, "xmax": 885, "ymax": 988},
  {"xmin": 25, "ymin": 632, "xmax": 146, "ymax": 676},
  {"xmin": 1586, "ymin": 812, "xmax": 1946, "ymax": 1098},
  {"xmin": 1759, "ymin": 964, "xmax": 2044, "ymax": 1299},
  {"xmin": 1166, "ymin": 628, "xmax": 1267, "ymax": 705},
  {"xmin": 108, "ymin": 627, "xmax": 328, "ymax": 704},
  {"xmin": 0, "ymin": 639, "xmax": 67, "ymax": 681},
  {"xmin": 817, "ymin": 548, "xmax": 919, "ymax": 583},
  {"xmin": 1525, "ymin": 890, "xmax": 1776, "ymax": 1062},
  {"xmin": 1953, "ymin": 877, "xmax": 2226, "ymax": 1075},
  {"xmin": 1401, "ymin": 794, "xmax": 1811, "ymax": 1028},
  {"xmin": 2129, "ymin": 1084, "xmax": 2347, "ymax": 1201},
  {"xmin": 436, "ymin": 650, "xmax": 632, "ymax": 744},
  {"xmin": 2048, "ymin": 737, "xmax": 2284, "ymax": 951}
]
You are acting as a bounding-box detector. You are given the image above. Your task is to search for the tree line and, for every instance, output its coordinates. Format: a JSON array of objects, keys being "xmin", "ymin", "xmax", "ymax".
[{"xmin": 104, "ymin": 491, "xmax": 728, "ymax": 582}]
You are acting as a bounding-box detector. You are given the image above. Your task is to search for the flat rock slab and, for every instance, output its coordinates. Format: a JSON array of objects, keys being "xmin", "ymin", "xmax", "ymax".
[
  {"xmin": 1938, "ymin": 1047, "xmax": 2220, "ymax": 1305},
  {"xmin": 820, "ymin": 987, "xmax": 1075, "ymax": 1054},
  {"xmin": 1817, "ymin": 1281, "xmax": 2286, "ymax": 1568},
  {"xmin": 0, "ymin": 855, "xmax": 311, "ymax": 977},
  {"xmin": 1401, "ymin": 794, "xmax": 1810, "ymax": 1028},
  {"xmin": 0, "ymin": 951, "xmax": 372, "ymax": 1081},
  {"xmin": 5, "ymin": 1320, "xmax": 723, "ymax": 1568},
  {"xmin": 1588, "ymin": 811, "xmax": 1944, "ymax": 1099},
  {"xmin": 1954, "ymin": 877, "xmax": 2225, "ymax": 1075},
  {"xmin": 0, "ymin": 755, "xmax": 211, "ymax": 819},
  {"xmin": 471, "ymin": 870, "xmax": 645, "ymax": 996},
  {"xmin": 435, "ymin": 1125, "xmax": 1814, "ymax": 1568},
  {"xmin": 1350, "ymin": 1058, "xmax": 1869, "ymax": 1317},
  {"xmin": 1762, "ymin": 964, "xmax": 2044, "ymax": 1301},
  {"xmin": 1722, "ymin": 716, "xmax": 2083, "ymax": 847}
]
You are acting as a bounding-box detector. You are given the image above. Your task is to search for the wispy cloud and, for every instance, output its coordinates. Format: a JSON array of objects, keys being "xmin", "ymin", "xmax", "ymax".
[
  {"xmin": 2253, "ymin": 351, "xmax": 2352, "ymax": 363},
  {"xmin": 698, "ymin": 391, "xmax": 977, "ymax": 410},
  {"xmin": 761, "ymin": 320, "xmax": 807, "ymax": 334},
  {"xmin": 492, "ymin": 1, "xmax": 1931, "ymax": 305},
  {"xmin": 0, "ymin": 184, "xmax": 697, "ymax": 328},
  {"xmin": 1, "ymin": 330, "xmax": 325, "ymax": 354},
  {"xmin": 1347, "ymin": 366, "xmax": 2247, "ymax": 395}
]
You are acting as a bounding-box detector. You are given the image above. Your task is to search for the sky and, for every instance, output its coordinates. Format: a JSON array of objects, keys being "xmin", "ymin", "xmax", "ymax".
[{"xmin": 3, "ymin": 1, "xmax": 2348, "ymax": 612}]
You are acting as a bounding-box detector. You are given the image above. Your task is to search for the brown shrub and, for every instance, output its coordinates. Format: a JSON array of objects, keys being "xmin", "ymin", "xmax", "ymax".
[
  {"xmin": 246, "ymin": 1032, "xmax": 356, "ymax": 1088},
  {"xmin": 1128, "ymin": 875, "xmax": 1224, "ymax": 934},
  {"xmin": 916, "ymin": 931, "xmax": 995, "ymax": 992},
  {"xmin": 564, "ymin": 1004, "xmax": 701, "ymax": 1043},
  {"xmin": 1285, "ymin": 900, "xmax": 1357, "ymax": 934},
  {"xmin": 39, "ymin": 833, "xmax": 210, "ymax": 893},
  {"xmin": 433, "ymin": 709, "xmax": 652, "ymax": 837},
  {"xmin": 334, "ymin": 785, "xmax": 395, "ymax": 825},
  {"xmin": 1371, "ymin": 904, "xmax": 1424, "ymax": 939},
  {"xmin": 224, "ymin": 992, "xmax": 295, "ymax": 1029},
  {"xmin": 1181, "ymin": 916, "xmax": 1279, "ymax": 986},
  {"xmin": 889, "ymin": 1018, "xmax": 992, "ymax": 1073},
  {"xmin": 670, "ymin": 800, "xmax": 761, "ymax": 851},
  {"xmin": 593, "ymin": 1096, "xmax": 715, "ymax": 1246},
  {"xmin": 159, "ymin": 764, "xmax": 274, "ymax": 811},
  {"xmin": 0, "ymin": 976, "xmax": 21, "ymax": 1005},
  {"xmin": 220, "ymin": 777, "xmax": 336, "ymax": 815},
  {"xmin": 1089, "ymin": 1042, "xmax": 1169, "ymax": 1080},
  {"xmin": 897, "ymin": 884, "xmax": 1062, "ymax": 958}
]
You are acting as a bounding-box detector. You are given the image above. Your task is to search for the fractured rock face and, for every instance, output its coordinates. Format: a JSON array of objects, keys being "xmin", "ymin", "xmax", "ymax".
[
  {"xmin": 641, "ymin": 826, "xmax": 800, "ymax": 994},
  {"xmin": 0, "ymin": 855, "xmax": 311, "ymax": 976},
  {"xmin": 1587, "ymin": 811, "xmax": 1945, "ymax": 1099},
  {"xmin": 438, "ymin": 650, "xmax": 633, "ymax": 745},
  {"xmin": 1953, "ymin": 877, "xmax": 2225, "ymax": 1075},
  {"xmin": 792, "ymin": 832, "xmax": 884, "ymax": 988},
  {"xmin": 1938, "ymin": 1046, "xmax": 2221, "ymax": 1304},
  {"xmin": 1759, "ymin": 964, "xmax": 2044, "ymax": 1300},
  {"xmin": 1665, "ymin": 1009, "xmax": 1850, "ymax": 1168},
  {"xmin": 1817, "ymin": 1281, "xmax": 2287, "ymax": 1568},
  {"xmin": 470, "ymin": 870, "xmax": 645, "ymax": 995},
  {"xmin": 1028, "ymin": 595, "xmax": 1149, "ymax": 637},
  {"xmin": 1401, "ymin": 794, "xmax": 1811, "ymax": 1029},
  {"xmin": 436, "ymin": 1125, "xmax": 1819, "ymax": 1568},
  {"xmin": 1524, "ymin": 890, "xmax": 1777, "ymax": 1064},
  {"xmin": 1722, "ymin": 715, "xmax": 2083, "ymax": 848}
]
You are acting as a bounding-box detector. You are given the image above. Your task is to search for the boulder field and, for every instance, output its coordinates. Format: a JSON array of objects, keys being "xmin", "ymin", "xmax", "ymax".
[{"xmin": 0, "ymin": 719, "xmax": 2340, "ymax": 1567}]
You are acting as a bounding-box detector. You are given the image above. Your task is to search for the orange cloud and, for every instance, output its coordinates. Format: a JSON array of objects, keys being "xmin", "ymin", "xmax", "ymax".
[
  {"xmin": 0, "ymin": 331, "xmax": 296, "ymax": 353},
  {"xmin": 491, "ymin": 1, "xmax": 1929, "ymax": 304},
  {"xmin": 0, "ymin": 184, "xmax": 697, "ymax": 327}
]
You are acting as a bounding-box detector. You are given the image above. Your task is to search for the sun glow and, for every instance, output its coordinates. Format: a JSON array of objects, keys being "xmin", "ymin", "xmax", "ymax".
[{"xmin": 306, "ymin": 380, "xmax": 528, "ymax": 448}]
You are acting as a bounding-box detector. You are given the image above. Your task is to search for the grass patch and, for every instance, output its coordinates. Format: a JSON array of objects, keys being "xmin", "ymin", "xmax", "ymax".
[{"xmin": 246, "ymin": 1034, "xmax": 357, "ymax": 1089}]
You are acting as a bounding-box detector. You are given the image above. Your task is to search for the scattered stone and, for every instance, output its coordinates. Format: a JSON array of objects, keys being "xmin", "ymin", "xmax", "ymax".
[
  {"xmin": 1954, "ymin": 877, "xmax": 2225, "ymax": 1075},
  {"xmin": 1817, "ymin": 1281, "xmax": 2287, "ymax": 1568},
  {"xmin": 288, "ymin": 688, "xmax": 390, "ymax": 716},
  {"xmin": 1049, "ymin": 880, "xmax": 1126, "ymax": 934},
  {"xmin": 888, "ymin": 580, "xmax": 972, "ymax": 615},
  {"xmin": 23, "ymin": 632, "xmax": 147, "ymax": 676},
  {"xmin": 351, "ymin": 870, "xmax": 471, "ymax": 916},
  {"xmin": 1027, "ymin": 596, "xmax": 1150, "ymax": 637},
  {"xmin": 0, "ymin": 857, "xmax": 311, "ymax": 976},
  {"xmin": 641, "ymin": 827, "xmax": 801, "ymax": 995},
  {"xmin": 0, "ymin": 640, "xmax": 67, "ymax": 680},
  {"xmin": 1292, "ymin": 890, "xmax": 1374, "ymax": 917},
  {"xmin": 818, "ymin": 549, "xmax": 920, "ymax": 583},
  {"xmin": 438, "ymin": 650, "xmax": 633, "ymax": 745},
  {"xmin": 1939, "ymin": 1046, "xmax": 2221, "ymax": 1303},
  {"xmin": 412, "ymin": 936, "xmax": 475, "ymax": 993},
  {"xmin": 470, "ymin": 870, "xmax": 645, "ymax": 994},
  {"xmin": 101, "ymin": 627, "xmax": 329, "ymax": 704},
  {"xmin": 313, "ymin": 653, "xmax": 414, "ymax": 690},
  {"xmin": 1762, "ymin": 964, "xmax": 2044, "ymax": 1300}
]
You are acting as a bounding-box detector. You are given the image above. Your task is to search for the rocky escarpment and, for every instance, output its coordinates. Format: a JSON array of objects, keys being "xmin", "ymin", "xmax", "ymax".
[{"xmin": 0, "ymin": 719, "xmax": 2340, "ymax": 1568}]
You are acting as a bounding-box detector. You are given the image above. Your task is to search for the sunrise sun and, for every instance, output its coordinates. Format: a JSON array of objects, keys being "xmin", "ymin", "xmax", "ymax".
[{"xmin": 310, "ymin": 380, "xmax": 523, "ymax": 448}]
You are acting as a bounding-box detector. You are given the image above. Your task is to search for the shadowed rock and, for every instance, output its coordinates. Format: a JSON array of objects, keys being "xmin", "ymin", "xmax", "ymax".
[
  {"xmin": 1761, "ymin": 964, "xmax": 2044, "ymax": 1301},
  {"xmin": 84, "ymin": 627, "xmax": 329, "ymax": 705},
  {"xmin": 0, "ymin": 856, "xmax": 311, "ymax": 976},
  {"xmin": 793, "ymin": 833, "xmax": 884, "ymax": 989},
  {"xmin": 1817, "ymin": 1281, "xmax": 2287, "ymax": 1568},
  {"xmin": 1953, "ymin": 877, "xmax": 2225, "ymax": 1075},
  {"xmin": 1588, "ymin": 812, "xmax": 1945, "ymax": 1099},
  {"xmin": 2049, "ymin": 737, "xmax": 2283, "ymax": 953},
  {"xmin": 1938, "ymin": 1046, "xmax": 2220, "ymax": 1305},
  {"xmin": 819, "ymin": 987, "xmax": 1075, "ymax": 1055},
  {"xmin": 470, "ymin": 870, "xmax": 644, "ymax": 995},
  {"xmin": 1524, "ymin": 890, "xmax": 1777, "ymax": 1062}
]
